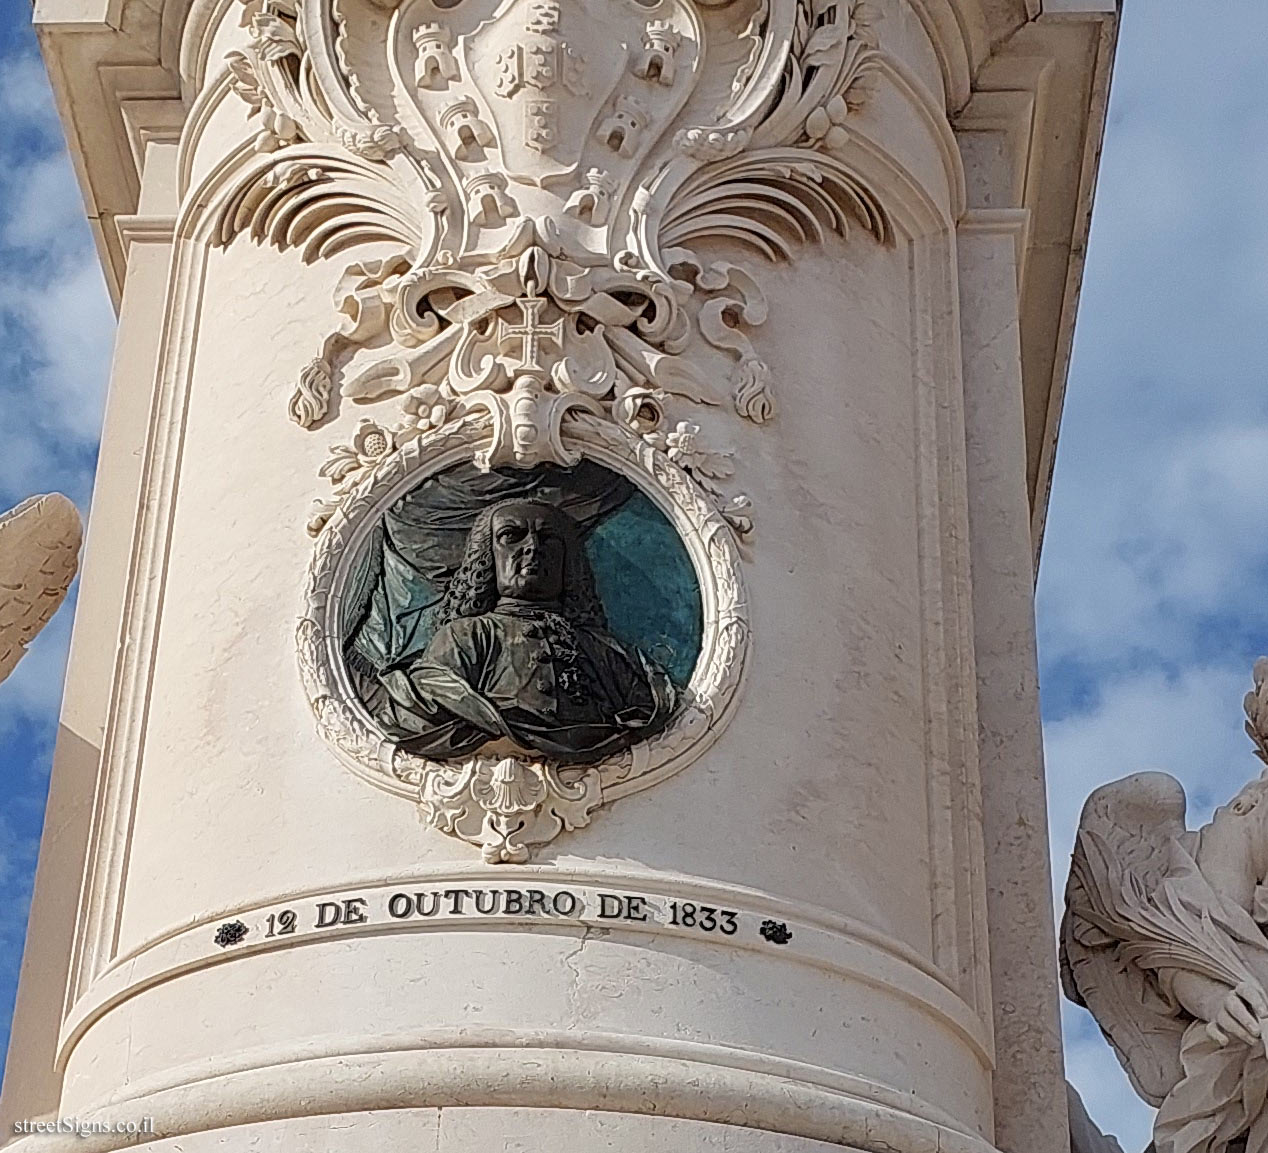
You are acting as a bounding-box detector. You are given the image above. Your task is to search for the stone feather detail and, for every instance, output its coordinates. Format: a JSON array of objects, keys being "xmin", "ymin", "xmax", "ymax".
[{"xmin": 0, "ymin": 493, "xmax": 82, "ymax": 683}]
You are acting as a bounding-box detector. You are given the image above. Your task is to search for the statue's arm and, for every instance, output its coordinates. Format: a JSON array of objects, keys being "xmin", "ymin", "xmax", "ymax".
[
  {"xmin": 1163, "ymin": 970, "xmax": 1267, "ymax": 1046},
  {"xmin": 1155, "ymin": 817, "xmax": 1268, "ymax": 1045},
  {"xmin": 1193, "ymin": 817, "xmax": 1257, "ymax": 913}
]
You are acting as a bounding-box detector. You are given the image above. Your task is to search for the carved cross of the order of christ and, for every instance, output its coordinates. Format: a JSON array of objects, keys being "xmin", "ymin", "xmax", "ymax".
[{"xmin": 498, "ymin": 296, "xmax": 564, "ymax": 379}]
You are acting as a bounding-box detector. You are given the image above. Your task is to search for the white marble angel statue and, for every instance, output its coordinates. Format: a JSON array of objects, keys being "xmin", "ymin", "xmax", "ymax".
[
  {"xmin": 0, "ymin": 493, "xmax": 82, "ymax": 684},
  {"xmin": 1062, "ymin": 659, "xmax": 1268, "ymax": 1153}
]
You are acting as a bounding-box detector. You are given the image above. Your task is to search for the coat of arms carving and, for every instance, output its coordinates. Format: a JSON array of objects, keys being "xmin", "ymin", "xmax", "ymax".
[{"xmin": 490, "ymin": 0, "xmax": 587, "ymax": 159}]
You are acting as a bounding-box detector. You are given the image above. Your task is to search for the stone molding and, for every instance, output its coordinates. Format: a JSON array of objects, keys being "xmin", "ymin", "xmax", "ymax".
[
  {"xmin": 55, "ymin": 863, "xmax": 992, "ymax": 1070},
  {"xmin": 113, "ymin": 213, "xmax": 177, "ymax": 260},
  {"xmin": 59, "ymin": 174, "xmax": 994, "ymax": 1073},
  {"xmin": 205, "ymin": 0, "xmax": 893, "ymax": 498},
  {"xmin": 55, "ymin": 32, "xmax": 985, "ymax": 1050},
  {"xmin": 183, "ymin": 0, "xmax": 902, "ymax": 861},
  {"xmin": 13, "ymin": 1032, "xmax": 1001, "ymax": 1153},
  {"xmin": 36, "ymin": 0, "xmax": 1118, "ymax": 540}
]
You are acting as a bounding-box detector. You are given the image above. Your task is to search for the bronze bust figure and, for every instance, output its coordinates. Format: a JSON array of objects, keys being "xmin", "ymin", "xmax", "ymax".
[{"xmin": 376, "ymin": 499, "xmax": 677, "ymax": 763}]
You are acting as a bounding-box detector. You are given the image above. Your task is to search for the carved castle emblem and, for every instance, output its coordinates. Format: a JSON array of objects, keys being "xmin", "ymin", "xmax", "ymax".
[{"xmin": 218, "ymin": 0, "xmax": 891, "ymax": 859}]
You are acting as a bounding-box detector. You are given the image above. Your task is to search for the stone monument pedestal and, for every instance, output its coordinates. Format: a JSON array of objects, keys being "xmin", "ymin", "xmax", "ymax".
[{"xmin": 2, "ymin": 1, "xmax": 1117, "ymax": 1149}]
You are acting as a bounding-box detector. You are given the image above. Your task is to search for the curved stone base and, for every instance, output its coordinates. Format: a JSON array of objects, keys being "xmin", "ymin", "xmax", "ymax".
[{"xmin": 4, "ymin": 1045, "xmax": 999, "ymax": 1153}]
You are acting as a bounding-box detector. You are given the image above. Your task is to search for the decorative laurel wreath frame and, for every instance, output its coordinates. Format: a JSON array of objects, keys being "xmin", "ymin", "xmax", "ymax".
[{"xmin": 298, "ymin": 410, "xmax": 749, "ymax": 861}]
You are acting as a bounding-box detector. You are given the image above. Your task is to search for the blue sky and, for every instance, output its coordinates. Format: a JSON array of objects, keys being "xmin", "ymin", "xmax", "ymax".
[
  {"xmin": 0, "ymin": 3, "xmax": 1265, "ymax": 1147},
  {"xmin": 0, "ymin": 5, "xmax": 117, "ymax": 1110}
]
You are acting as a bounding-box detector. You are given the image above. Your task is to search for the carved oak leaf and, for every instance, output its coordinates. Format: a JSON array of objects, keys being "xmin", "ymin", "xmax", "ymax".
[
  {"xmin": 225, "ymin": 52, "xmax": 266, "ymax": 113},
  {"xmin": 336, "ymin": 125, "xmax": 403, "ymax": 162},
  {"xmin": 0, "ymin": 494, "xmax": 82, "ymax": 684},
  {"xmin": 802, "ymin": 24, "xmax": 846, "ymax": 70}
]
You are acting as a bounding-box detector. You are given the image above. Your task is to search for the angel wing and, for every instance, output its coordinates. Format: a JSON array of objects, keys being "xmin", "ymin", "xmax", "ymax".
[
  {"xmin": 1060, "ymin": 771, "xmax": 1191, "ymax": 1107},
  {"xmin": 0, "ymin": 493, "xmax": 82, "ymax": 683}
]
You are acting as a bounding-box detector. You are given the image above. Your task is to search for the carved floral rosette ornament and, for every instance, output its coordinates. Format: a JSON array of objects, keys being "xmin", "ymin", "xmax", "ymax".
[{"xmin": 215, "ymin": 0, "xmax": 892, "ymax": 856}]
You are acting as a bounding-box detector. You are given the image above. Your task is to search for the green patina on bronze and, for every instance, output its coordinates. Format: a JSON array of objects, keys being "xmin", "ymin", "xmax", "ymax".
[{"xmin": 342, "ymin": 461, "xmax": 702, "ymax": 763}]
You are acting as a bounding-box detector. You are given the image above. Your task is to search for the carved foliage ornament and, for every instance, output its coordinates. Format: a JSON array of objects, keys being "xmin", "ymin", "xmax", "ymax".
[
  {"xmin": 216, "ymin": 0, "xmax": 889, "ymax": 856},
  {"xmin": 218, "ymin": 0, "xmax": 891, "ymax": 490}
]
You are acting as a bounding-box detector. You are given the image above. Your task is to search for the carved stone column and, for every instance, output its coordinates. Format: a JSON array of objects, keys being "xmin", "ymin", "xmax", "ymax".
[{"xmin": 2, "ymin": 2, "xmax": 1116, "ymax": 1151}]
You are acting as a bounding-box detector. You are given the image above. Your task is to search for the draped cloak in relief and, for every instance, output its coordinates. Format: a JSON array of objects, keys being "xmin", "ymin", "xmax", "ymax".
[{"xmin": 377, "ymin": 602, "xmax": 677, "ymax": 762}]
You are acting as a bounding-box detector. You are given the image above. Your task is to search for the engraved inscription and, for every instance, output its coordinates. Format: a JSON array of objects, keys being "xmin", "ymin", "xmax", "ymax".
[{"xmin": 223, "ymin": 886, "xmax": 792, "ymax": 950}]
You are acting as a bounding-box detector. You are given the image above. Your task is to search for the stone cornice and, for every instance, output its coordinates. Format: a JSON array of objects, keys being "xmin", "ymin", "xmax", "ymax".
[{"xmin": 954, "ymin": 2, "xmax": 1118, "ymax": 563}]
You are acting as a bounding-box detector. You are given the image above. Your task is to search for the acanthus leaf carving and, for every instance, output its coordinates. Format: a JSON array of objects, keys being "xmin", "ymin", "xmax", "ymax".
[
  {"xmin": 421, "ymin": 755, "xmax": 603, "ymax": 864},
  {"xmin": 216, "ymin": 0, "xmax": 893, "ymax": 458},
  {"xmin": 302, "ymin": 233, "xmax": 751, "ymax": 534}
]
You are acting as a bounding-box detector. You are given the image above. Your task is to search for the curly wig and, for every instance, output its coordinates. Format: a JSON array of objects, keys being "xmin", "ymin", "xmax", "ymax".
[{"xmin": 438, "ymin": 499, "xmax": 608, "ymax": 629}]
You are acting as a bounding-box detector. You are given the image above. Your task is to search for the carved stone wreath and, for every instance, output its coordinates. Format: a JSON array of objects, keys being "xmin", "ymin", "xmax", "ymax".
[{"xmin": 299, "ymin": 411, "xmax": 748, "ymax": 860}]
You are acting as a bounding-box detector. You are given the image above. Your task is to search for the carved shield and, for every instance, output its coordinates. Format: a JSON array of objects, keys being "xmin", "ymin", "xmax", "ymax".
[{"xmin": 463, "ymin": 0, "xmax": 629, "ymax": 182}]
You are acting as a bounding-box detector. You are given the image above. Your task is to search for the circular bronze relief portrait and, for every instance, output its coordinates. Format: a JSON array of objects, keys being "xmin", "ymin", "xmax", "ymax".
[{"xmin": 340, "ymin": 460, "xmax": 702, "ymax": 765}]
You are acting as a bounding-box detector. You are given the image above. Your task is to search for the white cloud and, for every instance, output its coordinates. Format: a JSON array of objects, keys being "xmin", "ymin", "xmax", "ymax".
[
  {"xmin": 1044, "ymin": 662, "xmax": 1253, "ymax": 900},
  {"xmin": 1040, "ymin": 421, "xmax": 1268, "ymax": 668},
  {"xmin": 1038, "ymin": 5, "xmax": 1268, "ymax": 1146},
  {"xmin": 0, "ymin": 45, "xmax": 115, "ymax": 517},
  {"xmin": 0, "ymin": 45, "xmax": 107, "ymax": 1069},
  {"xmin": 0, "ymin": 255, "xmax": 117, "ymax": 446},
  {"xmin": 0, "ymin": 54, "xmax": 61, "ymax": 132},
  {"xmin": 1, "ymin": 151, "xmax": 89, "ymax": 255},
  {"xmin": 0, "ymin": 430, "xmax": 48, "ymax": 503}
]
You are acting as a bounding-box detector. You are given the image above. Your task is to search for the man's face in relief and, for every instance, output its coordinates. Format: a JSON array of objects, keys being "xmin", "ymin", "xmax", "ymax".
[{"xmin": 490, "ymin": 502, "xmax": 568, "ymax": 602}]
